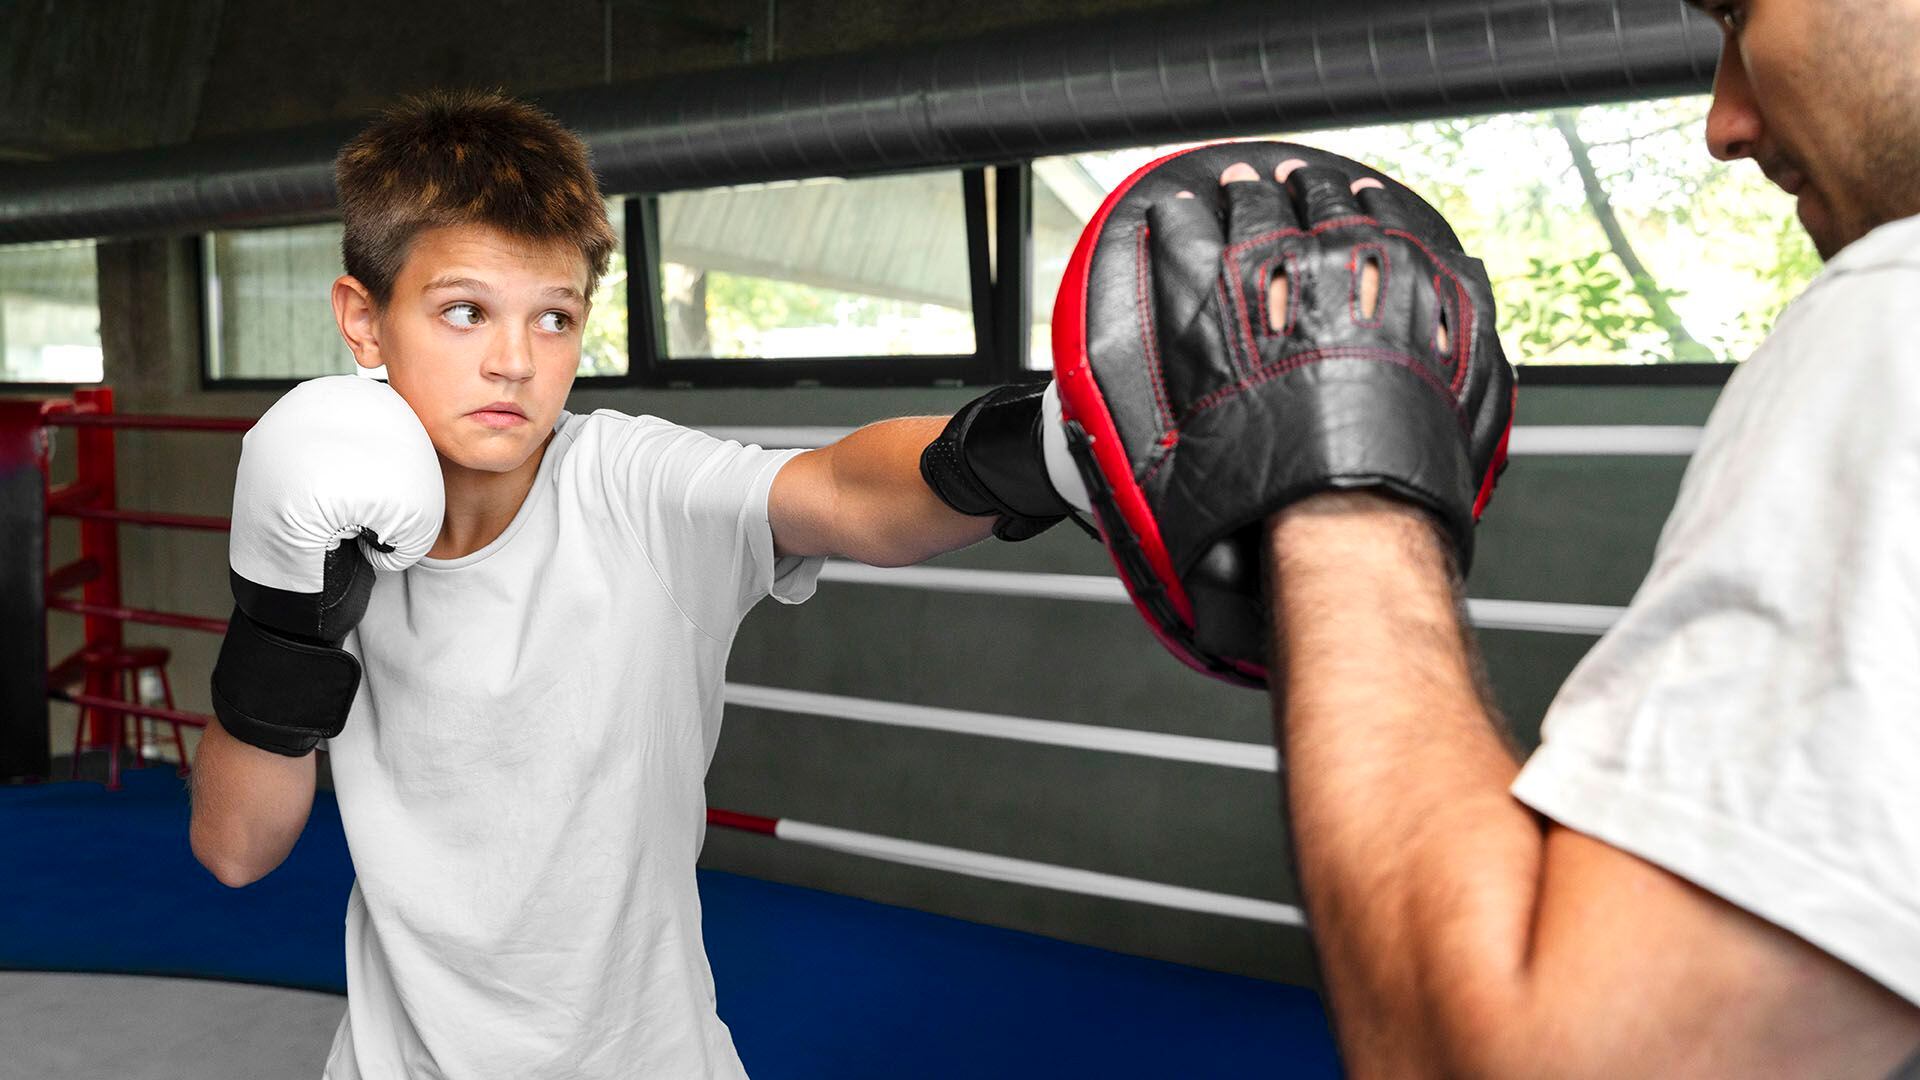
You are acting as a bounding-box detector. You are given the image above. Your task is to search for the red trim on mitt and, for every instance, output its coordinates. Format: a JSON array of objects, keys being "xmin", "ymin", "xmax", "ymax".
[
  {"xmin": 1053, "ymin": 146, "xmax": 1264, "ymax": 684},
  {"xmin": 1472, "ymin": 384, "xmax": 1518, "ymax": 520},
  {"xmin": 1051, "ymin": 147, "xmax": 1200, "ymax": 633}
]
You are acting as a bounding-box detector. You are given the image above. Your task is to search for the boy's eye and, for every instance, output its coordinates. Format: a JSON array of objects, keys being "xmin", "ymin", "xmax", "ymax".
[
  {"xmin": 443, "ymin": 303, "xmax": 482, "ymax": 328},
  {"xmin": 537, "ymin": 311, "xmax": 573, "ymax": 333}
]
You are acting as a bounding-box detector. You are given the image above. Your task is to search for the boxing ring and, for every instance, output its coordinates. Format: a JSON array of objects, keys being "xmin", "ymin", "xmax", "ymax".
[
  {"xmin": 3, "ymin": 393, "xmax": 1673, "ymax": 881},
  {"xmin": 0, "ymin": 767, "xmax": 1338, "ymax": 1078},
  {"xmin": 0, "ymin": 0, "xmax": 1745, "ymax": 1071},
  {"xmin": 3, "ymin": 391, "xmax": 1320, "ymax": 923},
  {"xmin": 0, "ymin": 389, "xmax": 1700, "ymax": 1075},
  {"xmin": 0, "ymin": 389, "xmax": 1346, "ymax": 1076}
]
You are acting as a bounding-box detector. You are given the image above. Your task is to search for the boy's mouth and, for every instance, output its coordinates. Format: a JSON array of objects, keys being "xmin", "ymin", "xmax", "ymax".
[{"xmin": 468, "ymin": 401, "xmax": 529, "ymax": 429}]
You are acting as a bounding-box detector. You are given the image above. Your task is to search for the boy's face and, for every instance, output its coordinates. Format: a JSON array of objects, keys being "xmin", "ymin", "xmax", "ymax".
[{"xmin": 336, "ymin": 223, "xmax": 587, "ymax": 477}]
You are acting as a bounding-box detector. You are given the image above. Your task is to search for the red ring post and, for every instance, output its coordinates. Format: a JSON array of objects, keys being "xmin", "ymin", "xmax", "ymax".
[
  {"xmin": 50, "ymin": 690, "xmax": 210, "ymax": 730},
  {"xmin": 47, "ymin": 598, "xmax": 227, "ymax": 636},
  {"xmin": 73, "ymin": 389, "xmax": 124, "ymax": 753},
  {"xmin": 9, "ymin": 389, "xmax": 260, "ymax": 782},
  {"xmin": 53, "ymin": 506, "xmax": 231, "ymax": 532},
  {"xmin": 42, "ymin": 412, "xmax": 255, "ymax": 433}
]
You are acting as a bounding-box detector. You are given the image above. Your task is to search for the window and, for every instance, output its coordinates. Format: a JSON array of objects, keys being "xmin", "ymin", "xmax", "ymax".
[
  {"xmin": 582, "ymin": 202, "xmax": 630, "ymax": 377},
  {"xmin": 637, "ymin": 170, "xmax": 993, "ymax": 386},
  {"xmin": 1, "ymin": 240, "xmax": 102, "ymax": 384},
  {"xmin": 1028, "ymin": 96, "xmax": 1818, "ymax": 374},
  {"xmin": 204, "ymin": 204, "xmax": 630, "ymax": 384},
  {"xmin": 204, "ymin": 223, "xmax": 353, "ymax": 382}
]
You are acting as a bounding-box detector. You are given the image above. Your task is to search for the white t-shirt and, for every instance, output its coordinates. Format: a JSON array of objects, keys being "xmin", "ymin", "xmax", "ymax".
[
  {"xmin": 319, "ymin": 410, "xmax": 821, "ymax": 1079},
  {"xmin": 1512, "ymin": 213, "xmax": 1920, "ymax": 1007}
]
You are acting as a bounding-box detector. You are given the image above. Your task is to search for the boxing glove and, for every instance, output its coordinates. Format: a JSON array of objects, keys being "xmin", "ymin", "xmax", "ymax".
[
  {"xmin": 1050, "ymin": 142, "xmax": 1514, "ymax": 686},
  {"xmin": 210, "ymin": 376, "xmax": 444, "ymax": 756},
  {"xmin": 920, "ymin": 381, "xmax": 1091, "ymax": 541}
]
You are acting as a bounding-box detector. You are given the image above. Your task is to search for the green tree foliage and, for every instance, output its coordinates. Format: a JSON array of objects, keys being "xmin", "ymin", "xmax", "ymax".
[
  {"xmin": 1293, "ymin": 97, "xmax": 1819, "ymax": 364},
  {"xmin": 636, "ymin": 96, "xmax": 1822, "ymax": 370},
  {"xmin": 703, "ymin": 270, "xmax": 843, "ymax": 354},
  {"xmin": 581, "ymin": 246, "xmax": 629, "ymax": 376},
  {"xmin": 681, "ymin": 268, "xmax": 972, "ymax": 359},
  {"xmin": 1505, "ymin": 252, "xmax": 1682, "ymax": 361}
]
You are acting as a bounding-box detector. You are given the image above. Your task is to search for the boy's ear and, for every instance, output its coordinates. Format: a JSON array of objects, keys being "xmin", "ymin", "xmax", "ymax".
[{"xmin": 332, "ymin": 275, "xmax": 384, "ymax": 370}]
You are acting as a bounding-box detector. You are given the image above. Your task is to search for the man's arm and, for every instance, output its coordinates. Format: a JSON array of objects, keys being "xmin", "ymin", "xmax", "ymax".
[
  {"xmin": 770, "ymin": 416, "xmax": 996, "ymax": 566},
  {"xmin": 1267, "ymin": 491, "xmax": 1920, "ymax": 1079}
]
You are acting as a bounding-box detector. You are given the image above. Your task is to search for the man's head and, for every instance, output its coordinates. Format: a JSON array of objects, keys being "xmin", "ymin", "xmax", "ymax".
[
  {"xmin": 1697, "ymin": 0, "xmax": 1920, "ymax": 259},
  {"xmin": 330, "ymin": 90, "xmax": 616, "ymax": 478}
]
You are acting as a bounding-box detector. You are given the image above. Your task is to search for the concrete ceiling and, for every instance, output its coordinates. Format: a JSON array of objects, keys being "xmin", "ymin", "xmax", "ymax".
[
  {"xmin": 0, "ymin": 0, "xmax": 225, "ymax": 160},
  {"xmin": 0, "ymin": 0, "xmax": 1199, "ymax": 163}
]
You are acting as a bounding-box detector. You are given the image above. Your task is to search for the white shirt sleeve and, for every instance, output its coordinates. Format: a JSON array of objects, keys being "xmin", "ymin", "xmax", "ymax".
[
  {"xmin": 1510, "ymin": 235, "xmax": 1920, "ymax": 1007},
  {"xmin": 591, "ymin": 411, "xmax": 823, "ymax": 638}
]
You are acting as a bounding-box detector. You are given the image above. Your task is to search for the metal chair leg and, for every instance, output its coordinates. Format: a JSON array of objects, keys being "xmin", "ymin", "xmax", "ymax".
[
  {"xmin": 130, "ymin": 667, "xmax": 149, "ymax": 771},
  {"xmin": 160, "ymin": 667, "xmax": 189, "ymax": 777},
  {"xmin": 103, "ymin": 669, "xmax": 124, "ymax": 793},
  {"xmin": 69, "ymin": 699, "xmax": 88, "ymax": 781}
]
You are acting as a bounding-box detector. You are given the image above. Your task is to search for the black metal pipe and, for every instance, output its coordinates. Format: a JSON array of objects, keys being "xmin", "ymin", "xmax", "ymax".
[{"xmin": 0, "ymin": 0, "xmax": 1719, "ymax": 244}]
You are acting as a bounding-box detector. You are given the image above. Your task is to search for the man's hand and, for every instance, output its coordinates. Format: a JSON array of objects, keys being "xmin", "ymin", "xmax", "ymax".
[{"xmin": 1266, "ymin": 493, "xmax": 1920, "ymax": 1078}]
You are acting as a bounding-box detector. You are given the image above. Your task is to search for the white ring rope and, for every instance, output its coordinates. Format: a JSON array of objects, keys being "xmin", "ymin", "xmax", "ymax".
[
  {"xmin": 726, "ymin": 682, "xmax": 1280, "ymax": 772},
  {"xmin": 816, "ymin": 561, "xmax": 1626, "ymax": 636},
  {"xmin": 708, "ymin": 423, "xmax": 1704, "ymax": 456},
  {"xmin": 771, "ymin": 817, "xmax": 1308, "ymax": 927},
  {"xmin": 714, "ymin": 421, "xmax": 1660, "ymax": 924}
]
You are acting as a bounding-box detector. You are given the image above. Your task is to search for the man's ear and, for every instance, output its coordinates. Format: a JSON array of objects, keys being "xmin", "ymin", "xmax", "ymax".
[{"xmin": 332, "ymin": 275, "xmax": 384, "ymax": 371}]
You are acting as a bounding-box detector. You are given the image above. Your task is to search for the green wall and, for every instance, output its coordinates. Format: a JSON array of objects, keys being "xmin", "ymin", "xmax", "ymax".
[{"xmin": 573, "ymin": 380, "xmax": 1721, "ymax": 983}]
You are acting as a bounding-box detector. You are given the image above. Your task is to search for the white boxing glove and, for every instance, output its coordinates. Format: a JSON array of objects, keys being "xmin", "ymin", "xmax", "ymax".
[
  {"xmin": 212, "ymin": 376, "xmax": 444, "ymax": 756},
  {"xmin": 1039, "ymin": 380, "xmax": 1090, "ymax": 514}
]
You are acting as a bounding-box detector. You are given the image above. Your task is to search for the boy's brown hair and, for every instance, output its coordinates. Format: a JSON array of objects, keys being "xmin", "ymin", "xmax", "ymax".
[{"xmin": 335, "ymin": 89, "xmax": 617, "ymax": 306}]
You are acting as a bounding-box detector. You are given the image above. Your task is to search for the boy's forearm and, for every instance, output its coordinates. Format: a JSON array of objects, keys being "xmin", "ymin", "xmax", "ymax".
[
  {"xmin": 1266, "ymin": 492, "xmax": 1545, "ymax": 1074},
  {"xmin": 817, "ymin": 416, "xmax": 995, "ymax": 565},
  {"xmin": 188, "ymin": 720, "xmax": 319, "ymax": 888}
]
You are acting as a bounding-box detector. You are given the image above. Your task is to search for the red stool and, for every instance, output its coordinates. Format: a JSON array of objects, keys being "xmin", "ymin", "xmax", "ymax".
[{"xmin": 69, "ymin": 644, "xmax": 190, "ymax": 792}]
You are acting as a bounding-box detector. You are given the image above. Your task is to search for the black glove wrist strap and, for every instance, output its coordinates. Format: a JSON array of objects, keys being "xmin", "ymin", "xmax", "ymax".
[
  {"xmin": 210, "ymin": 607, "xmax": 361, "ymax": 757},
  {"xmin": 921, "ymin": 383, "xmax": 1077, "ymax": 542}
]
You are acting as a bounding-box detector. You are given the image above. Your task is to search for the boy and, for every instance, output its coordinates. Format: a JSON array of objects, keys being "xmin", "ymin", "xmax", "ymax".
[{"xmin": 188, "ymin": 90, "xmax": 1077, "ymax": 1078}]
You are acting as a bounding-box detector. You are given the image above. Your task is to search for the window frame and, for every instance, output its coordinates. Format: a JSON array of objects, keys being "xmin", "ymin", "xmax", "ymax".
[
  {"xmin": 184, "ymin": 130, "xmax": 1759, "ymax": 393},
  {"xmin": 1512, "ymin": 362, "xmax": 1736, "ymax": 386},
  {"xmin": 0, "ymin": 373, "xmax": 106, "ymax": 395},
  {"xmin": 631, "ymin": 166, "xmax": 1013, "ymax": 389}
]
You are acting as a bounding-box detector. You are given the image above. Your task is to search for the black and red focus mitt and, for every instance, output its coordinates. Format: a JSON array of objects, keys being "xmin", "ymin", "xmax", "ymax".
[{"xmin": 1052, "ymin": 142, "xmax": 1516, "ymax": 688}]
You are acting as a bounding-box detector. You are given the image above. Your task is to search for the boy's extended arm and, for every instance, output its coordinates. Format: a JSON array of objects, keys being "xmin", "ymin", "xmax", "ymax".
[
  {"xmin": 771, "ymin": 416, "xmax": 996, "ymax": 566},
  {"xmin": 773, "ymin": 382, "xmax": 1084, "ymax": 566},
  {"xmin": 188, "ymin": 720, "xmax": 318, "ymax": 888},
  {"xmin": 1266, "ymin": 491, "xmax": 1920, "ymax": 1078}
]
